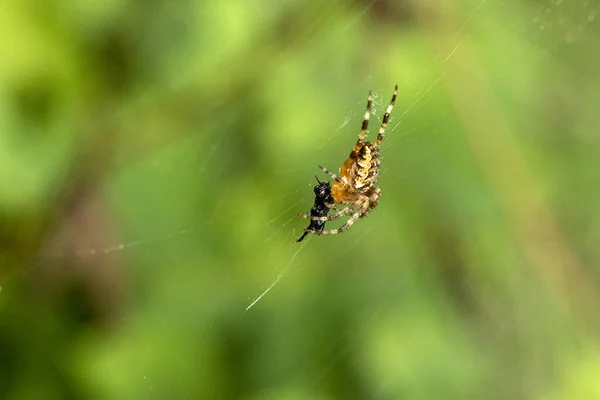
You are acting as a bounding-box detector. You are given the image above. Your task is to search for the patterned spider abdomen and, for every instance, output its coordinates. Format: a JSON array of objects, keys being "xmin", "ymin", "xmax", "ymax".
[
  {"xmin": 331, "ymin": 141, "xmax": 380, "ymax": 203},
  {"xmin": 354, "ymin": 144, "xmax": 379, "ymax": 188}
]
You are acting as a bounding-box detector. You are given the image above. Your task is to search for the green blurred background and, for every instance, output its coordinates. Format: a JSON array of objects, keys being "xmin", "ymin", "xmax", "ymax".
[{"xmin": 1, "ymin": 0, "xmax": 600, "ymax": 399}]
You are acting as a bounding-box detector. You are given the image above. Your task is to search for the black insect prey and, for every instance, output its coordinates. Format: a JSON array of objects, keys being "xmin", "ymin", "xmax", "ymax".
[{"xmin": 296, "ymin": 176, "xmax": 333, "ymax": 242}]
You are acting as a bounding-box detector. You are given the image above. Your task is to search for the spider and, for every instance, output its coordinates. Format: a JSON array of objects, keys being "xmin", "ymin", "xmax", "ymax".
[
  {"xmin": 298, "ymin": 85, "xmax": 398, "ymax": 237},
  {"xmin": 296, "ymin": 176, "xmax": 334, "ymax": 242}
]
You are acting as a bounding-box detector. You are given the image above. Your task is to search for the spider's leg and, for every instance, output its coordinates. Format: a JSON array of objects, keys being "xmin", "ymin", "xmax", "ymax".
[
  {"xmin": 363, "ymin": 196, "xmax": 380, "ymax": 216},
  {"xmin": 358, "ymin": 90, "xmax": 373, "ymax": 140},
  {"xmin": 360, "ymin": 187, "xmax": 381, "ymax": 216},
  {"xmin": 318, "ymin": 165, "xmax": 348, "ymax": 187},
  {"xmin": 313, "ymin": 199, "xmax": 369, "ymax": 235},
  {"xmin": 325, "ymin": 201, "xmax": 338, "ymax": 209},
  {"xmin": 373, "ymin": 84, "xmax": 398, "ymax": 148},
  {"xmin": 298, "ymin": 204, "xmax": 355, "ymax": 221}
]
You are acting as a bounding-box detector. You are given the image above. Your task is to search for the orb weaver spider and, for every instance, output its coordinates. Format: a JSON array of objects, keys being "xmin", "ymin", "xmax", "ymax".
[{"xmin": 298, "ymin": 85, "xmax": 398, "ymax": 237}]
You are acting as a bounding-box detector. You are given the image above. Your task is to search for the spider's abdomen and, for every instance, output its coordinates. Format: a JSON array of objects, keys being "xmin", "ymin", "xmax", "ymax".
[
  {"xmin": 331, "ymin": 141, "xmax": 380, "ymax": 203},
  {"xmin": 347, "ymin": 142, "xmax": 380, "ymax": 189},
  {"xmin": 354, "ymin": 144, "xmax": 375, "ymax": 188}
]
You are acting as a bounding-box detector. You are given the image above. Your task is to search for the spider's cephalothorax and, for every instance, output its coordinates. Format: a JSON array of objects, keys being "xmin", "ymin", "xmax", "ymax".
[
  {"xmin": 298, "ymin": 85, "xmax": 398, "ymax": 237},
  {"xmin": 296, "ymin": 176, "xmax": 333, "ymax": 242}
]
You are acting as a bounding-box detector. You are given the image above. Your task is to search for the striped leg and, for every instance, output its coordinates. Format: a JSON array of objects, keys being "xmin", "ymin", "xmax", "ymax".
[
  {"xmin": 314, "ymin": 198, "xmax": 370, "ymax": 235},
  {"xmin": 298, "ymin": 204, "xmax": 355, "ymax": 222},
  {"xmin": 373, "ymin": 85, "xmax": 398, "ymax": 147},
  {"xmin": 318, "ymin": 165, "xmax": 349, "ymax": 187},
  {"xmin": 358, "ymin": 90, "xmax": 373, "ymax": 140}
]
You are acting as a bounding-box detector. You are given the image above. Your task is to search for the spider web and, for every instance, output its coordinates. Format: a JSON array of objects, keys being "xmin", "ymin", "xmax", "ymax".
[{"xmin": 11, "ymin": 0, "xmax": 600, "ymax": 398}]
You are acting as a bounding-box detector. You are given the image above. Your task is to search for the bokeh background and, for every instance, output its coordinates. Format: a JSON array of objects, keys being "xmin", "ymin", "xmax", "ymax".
[{"xmin": 2, "ymin": 0, "xmax": 600, "ymax": 399}]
